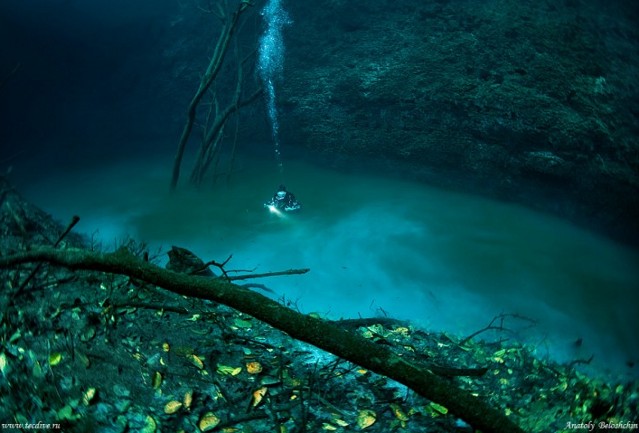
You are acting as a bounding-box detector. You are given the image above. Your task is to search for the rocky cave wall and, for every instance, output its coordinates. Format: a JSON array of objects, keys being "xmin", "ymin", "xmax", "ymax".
[{"xmin": 276, "ymin": 0, "xmax": 639, "ymax": 244}]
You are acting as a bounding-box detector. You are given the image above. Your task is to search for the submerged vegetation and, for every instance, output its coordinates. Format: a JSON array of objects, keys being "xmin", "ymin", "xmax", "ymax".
[{"xmin": 2, "ymin": 177, "xmax": 638, "ymax": 432}]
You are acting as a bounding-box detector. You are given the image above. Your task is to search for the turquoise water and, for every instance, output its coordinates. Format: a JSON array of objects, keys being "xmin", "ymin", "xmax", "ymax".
[{"xmin": 23, "ymin": 155, "xmax": 639, "ymax": 380}]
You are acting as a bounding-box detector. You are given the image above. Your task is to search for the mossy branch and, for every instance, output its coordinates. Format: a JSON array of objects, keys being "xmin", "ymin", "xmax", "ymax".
[{"xmin": 0, "ymin": 247, "xmax": 524, "ymax": 433}]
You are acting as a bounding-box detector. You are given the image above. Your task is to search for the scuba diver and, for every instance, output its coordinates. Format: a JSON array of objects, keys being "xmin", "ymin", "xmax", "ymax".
[{"xmin": 264, "ymin": 184, "xmax": 301, "ymax": 212}]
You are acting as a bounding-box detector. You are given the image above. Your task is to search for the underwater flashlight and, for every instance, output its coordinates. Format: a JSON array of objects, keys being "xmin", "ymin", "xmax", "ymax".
[
  {"xmin": 267, "ymin": 204, "xmax": 287, "ymax": 219},
  {"xmin": 268, "ymin": 204, "xmax": 281, "ymax": 215}
]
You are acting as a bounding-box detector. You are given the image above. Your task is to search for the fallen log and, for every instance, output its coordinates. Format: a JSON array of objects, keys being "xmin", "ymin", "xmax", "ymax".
[{"xmin": 0, "ymin": 246, "xmax": 524, "ymax": 433}]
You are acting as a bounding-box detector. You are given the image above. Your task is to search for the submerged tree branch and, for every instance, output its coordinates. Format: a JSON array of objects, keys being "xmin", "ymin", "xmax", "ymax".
[
  {"xmin": 228, "ymin": 268, "xmax": 310, "ymax": 281},
  {"xmin": 170, "ymin": 0, "xmax": 252, "ymax": 191},
  {"xmin": 0, "ymin": 247, "xmax": 524, "ymax": 433}
]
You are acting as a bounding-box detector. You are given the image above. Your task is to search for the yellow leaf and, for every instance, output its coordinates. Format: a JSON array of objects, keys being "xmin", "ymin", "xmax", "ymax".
[
  {"xmin": 152, "ymin": 372, "xmax": 162, "ymax": 389},
  {"xmin": 82, "ymin": 387, "xmax": 97, "ymax": 406},
  {"xmin": 493, "ymin": 349, "xmax": 506, "ymax": 357},
  {"xmin": 217, "ymin": 364, "xmax": 242, "ymax": 376},
  {"xmin": 164, "ymin": 400, "xmax": 183, "ymax": 414},
  {"xmin": 49, "ymin": 352, "xmax": 63, "ymax": 366},
  {"xmin": 427, "ymin": 402, "xmax": 448, "ymax": 416},
  {"xmin": 321, "ymin": 423, "xmax": 337, "ymax": 431},
  {"xmin": 366, "ymin": 324, "xmax": 388, "ymax": 337},
  {"xmin": 390, "ymin": 403, "xmax": 409, "ymax": 422},
  {"xmin": 251, "ymin": 386, "xmax": 268, "ymax": 407},
  {"xmin": 246, "ymin": 361, "xmax": 263, "ymax": 374},
  {"xmin": 141, "ymin": 415, "xmax": 157, "ymax": 433},
  {"xmin": 393, "ymin": 326, "xmax": 410, "ymax": 336},
  {"xmin": 334, "ymin": 419, "xmax": 350, "ymax": 427},
  {"xmin": 357, "ymin": 409, "xmax": 376, "ymax": 429},
  {"xmin": 183, "ymin": 390, "xmax": 193, "ymax": 409},
  {"xmin": 189, "ymin": 354, "xmax": 205, "ymax": 369},
  {"xmin": 558, "ymin": 381, "xmax": 568, "ymax": 392},
  {"xmin": 199, "ymin": 412, "xmax": 221, "ymax": 431}
]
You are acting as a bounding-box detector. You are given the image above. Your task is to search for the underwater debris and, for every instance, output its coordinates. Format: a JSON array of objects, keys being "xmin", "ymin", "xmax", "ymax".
[{"xmin": 166, "ymin": 246, "xmax": 216, "ymax": 277}]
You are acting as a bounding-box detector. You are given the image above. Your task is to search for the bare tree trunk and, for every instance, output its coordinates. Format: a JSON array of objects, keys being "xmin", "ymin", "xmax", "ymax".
[
  {"xmin": 189, "ymin": 85, "xmax": 262, "ymax": 185},
  {"xmin": 170, "ymin": 1, "xmax": 251, "ymax": 191},
  {"xmin": 0, "ymin": 246, "xmax": 525, "ymax": 433}
]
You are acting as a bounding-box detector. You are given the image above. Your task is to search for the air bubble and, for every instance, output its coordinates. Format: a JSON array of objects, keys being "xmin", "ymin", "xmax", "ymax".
[{"xmin": 258, "ymin": 0, "xmax": 291, "ymax": 171}]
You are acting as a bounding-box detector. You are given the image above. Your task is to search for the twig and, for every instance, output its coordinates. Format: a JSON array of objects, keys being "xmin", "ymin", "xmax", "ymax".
[
  {"xmin": 11, "ymin": 215, "xmax": 80, "ymax": 300},
  {"xmin": 216, "ymin": 404, "xmax": 297, "ymax": 431},
  {"xmin": 112, "ymin": 302, "xmax": 192, "ymax": 315},
  {"xmin": 191, "ymin": 254, "xmax": 233, "ymax": 278},
  {"xmin": 567, "ymin": 354, "xmax": 595, "ymax": 369},
  {"xmin": 228, "ymin": 268, "xmax": 310, "ymax": 281},
  {"xmin": 226, "ymin": 267, "xmax": 258, "ymax": 274},
  {"xmin": 459, "ymin": 313, "xmax": 537, "ymax": 346},
  {"xmin": 334, "ymin": 317, "xmax": 410, "ymax": 329}
]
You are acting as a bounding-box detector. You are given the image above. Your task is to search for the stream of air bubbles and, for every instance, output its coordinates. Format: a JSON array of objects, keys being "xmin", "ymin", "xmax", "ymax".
[{"xmin": 258, "ymin": 0, "xmax": 291, "ymax": 172}]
